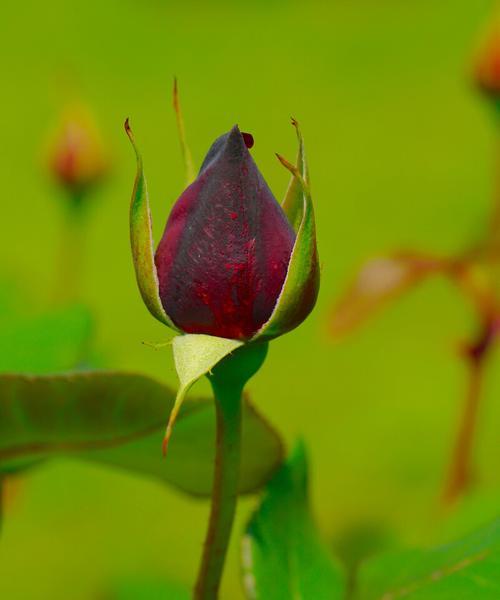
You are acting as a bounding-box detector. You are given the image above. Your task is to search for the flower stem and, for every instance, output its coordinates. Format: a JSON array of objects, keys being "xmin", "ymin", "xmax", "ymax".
[
  {"xmin": 488, "ymin": 136, "xmax": 500, "ymax": 251},
  {"xmin": 193, "ymin": 342, "xmax": 268, "ymax": 600},
  {"xmin": 54, "ymin": 190, "xmax": 87, "ymax": 304},
  {"xmin": 194, "ymin": 376, "xmax": 243, "ymax": 600},
  {"xmin": 442, "ymin": 322, "xmax": 493, "ymax": 505},
  {"xmin": 0, "ymin": 476, "xmax": 4, "ymax": 535}
]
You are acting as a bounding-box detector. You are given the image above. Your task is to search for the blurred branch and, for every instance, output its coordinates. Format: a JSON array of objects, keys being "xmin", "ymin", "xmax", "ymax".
[{"xmin": 441, "ymin": 320, "xmax": 496, "ymax": 505}]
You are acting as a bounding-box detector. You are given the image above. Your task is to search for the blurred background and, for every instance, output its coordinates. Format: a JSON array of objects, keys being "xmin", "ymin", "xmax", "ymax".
[{"xmin": 1, "ymin": 0, "xmax": 500, "ymax": 598}]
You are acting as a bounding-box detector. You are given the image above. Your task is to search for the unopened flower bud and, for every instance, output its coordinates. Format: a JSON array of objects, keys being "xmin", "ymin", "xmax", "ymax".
[{"xmin": 48, "ymin": 105, "xmax": 109, "ymax": 197}]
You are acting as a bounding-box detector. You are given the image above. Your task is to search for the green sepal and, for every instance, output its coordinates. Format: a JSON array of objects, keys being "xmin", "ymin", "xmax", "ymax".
[
  {"xmin": 281, "ymin": 118, "xmax": 309, "ymax": 232},
  {"xmin": 163, "ymin": 334, "xmax": 244, "ymax": 453},
  {"xmin": 253, "ymin": 121, "xmax": 319, "ymax": 341},
  {"xmin": 173, "ymin": 79, "xmax": 196, "ymax": 186},
  {"xmin": 125, "ymin": 119, "xmax": 179, "ymax": 332}
]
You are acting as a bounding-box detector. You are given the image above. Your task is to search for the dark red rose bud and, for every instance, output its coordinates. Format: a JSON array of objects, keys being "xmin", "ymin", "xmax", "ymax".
[{"xmin": 154, "ymin": 126, "xmax": 296, "ymax": 340}]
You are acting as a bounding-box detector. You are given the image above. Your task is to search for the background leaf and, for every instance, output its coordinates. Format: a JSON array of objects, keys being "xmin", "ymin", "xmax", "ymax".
[
  {"xmin": 242, "ymin": 442, "xmax": 345, "ymax": 599},
  {"xmin": 356, "ymin": 517, "xmax": 500, "ymax": 599},
  {"xmin": 0, "ymin": 372, "xmax": 283, "ymax": 496}
]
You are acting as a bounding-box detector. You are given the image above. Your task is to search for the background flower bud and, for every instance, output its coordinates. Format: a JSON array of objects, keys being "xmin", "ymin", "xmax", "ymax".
[
  {"xmin": 47, "ymin": 104, "xmax": 109, "ymax": 197},
  {"xmin": 474, "ymin": 18, "xmax": 500, "ymax": 102},
  {"xmin": 155, "ymin": 126, "xmax": 296, "ymax": 340}
]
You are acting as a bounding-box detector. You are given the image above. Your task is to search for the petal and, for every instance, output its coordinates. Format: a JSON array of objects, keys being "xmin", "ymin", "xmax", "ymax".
[{"xmin": 155, "ymin": 126, "xmax": 295, "ymax": 340}]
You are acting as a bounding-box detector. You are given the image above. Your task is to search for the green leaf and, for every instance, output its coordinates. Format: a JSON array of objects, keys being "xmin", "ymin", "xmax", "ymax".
[
  {"xmin": 0, "ymin": 305, "xmax": 93, "ymax": 373},
  {"xmin": 0, "ymin": 371, "xmax": 284, "ymax": 496},
  {"xmin": 356, "ymin": 518, "xmax": 500, "ymax": 599},
  {"xmin": 163, "ymin": 333, "xmax": 244, "ymax": 452},
  {"xmin": 242, "ymin": 442, "xmax": 345, "ymax": 600},
  {"xmin": 254, "ymin": 121, "xmax": 319, "ymax": 341},
  {"xmin": 125, "ymin": 119, "xmax": 179, "ymax": 332}
]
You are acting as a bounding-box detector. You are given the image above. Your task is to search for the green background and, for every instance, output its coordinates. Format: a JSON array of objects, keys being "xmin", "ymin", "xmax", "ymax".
[{"xmin": 1, "ymin": 0, "xmax": 500, "ymax": 597}]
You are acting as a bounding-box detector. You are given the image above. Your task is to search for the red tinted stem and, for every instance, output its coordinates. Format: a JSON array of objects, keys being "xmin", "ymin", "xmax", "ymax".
[
  {"xmin": 442, "ymin": 360, "xmax": 483, "ymax": 504},
  {"xmin": 442, "ymin": 323, "xmax": 493, "ymax": 505}
]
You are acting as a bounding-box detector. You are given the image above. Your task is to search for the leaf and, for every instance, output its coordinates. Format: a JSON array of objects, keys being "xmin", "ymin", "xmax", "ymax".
[
  {"xmin": 125, "ymin": 119, "xmax": 179, "ymax": 332},
  {"xmin": 242, "ymin": 442, "xmax": 345, "ymax": 600},
  {"xmin": 0, "ymin": 371, "xmax": 284, "ymax": 496},
  {"xmin": 163, "ymin": 333, "xmax": 244, "ymax": 452},
  {"xmin": 0, "ymin": 305, "xmax": 93, "ymax": 373},
  {"xmin": 356, "ymin": 518, "xmax": 500, "ymax": 599},
  {"xmin": 254, "ymin": 120, "xmax": 319, "ymax": 341},
  {"xmin": 329, "ymin": 252, "xmax": 444, "ymax": 338}
]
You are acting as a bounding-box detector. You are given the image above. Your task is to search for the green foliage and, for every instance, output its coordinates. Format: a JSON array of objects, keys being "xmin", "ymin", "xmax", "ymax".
[
  {"xmin": 242, "ymin": 442, "xmax": 345, "ymax": 599},
  {"xmin": 356, "ymin": 518, "xmax": 500, "ymax": 599},
  {"xmin": 0, "ymin": 372, "xmax": 283, "ymax": 495}
]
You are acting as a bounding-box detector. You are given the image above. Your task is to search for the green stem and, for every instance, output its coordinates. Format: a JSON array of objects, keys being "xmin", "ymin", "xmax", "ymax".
[
  {"xmin": 194, "ymin": 377, "xmax": 243, "ymax": 600},
  {"xmin": 193, "ymin": 341, "xmax": 268, "ymax": 600},
  {"xmin": 0, "ymin": 476, "xmax": 4, "ymax": 535},
  {"xmin": 54, "ymin": 189, "xmax": 87, "ymax": 304},
  {"xmin": 488, "ymin": 136, "xmax": 500, "ymax": 253}
]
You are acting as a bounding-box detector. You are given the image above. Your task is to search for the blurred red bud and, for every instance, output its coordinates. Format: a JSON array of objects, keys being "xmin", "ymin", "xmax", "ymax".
[
  {"xmin": 47, "ymin": 105, "xmax": 109, "ymax": 197},
  {"xmin": 473, "ymin": 18, "xmax": 500, "ymax": 101}
]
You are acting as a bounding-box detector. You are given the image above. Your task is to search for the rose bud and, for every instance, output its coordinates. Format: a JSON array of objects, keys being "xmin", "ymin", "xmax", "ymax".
[
  {"xmin": 47, "ymin": 104, "xmax": 109, "ymax": 198},
  {"xmin": 125, "ymin": 118, "xmax": 319, "ymax": 343}
]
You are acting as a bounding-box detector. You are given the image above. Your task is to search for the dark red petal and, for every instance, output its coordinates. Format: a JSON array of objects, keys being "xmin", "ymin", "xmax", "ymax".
[{"xmin": 155, "ymin": 125, "xmax": 295, "ymax": 340}]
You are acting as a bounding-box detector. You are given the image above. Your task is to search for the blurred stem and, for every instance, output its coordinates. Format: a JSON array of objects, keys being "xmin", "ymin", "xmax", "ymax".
[
  {"xmin": 0, "ymin": 476, "xmax": 4, "ymax": 535},
  {"xmin": 53, "ymin": 189, "xmax": 87, "ymax": 304},
  {"xmin": 193, "ymin": 376, "xmax": 243, "ymax": 600},
  {"xmin": 442, "ymin": 322, "xmax": 493, "ymax": 505},
  {"xmin": 488, "ymin": 136, "xmax": 500, "ymax": 252}
]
